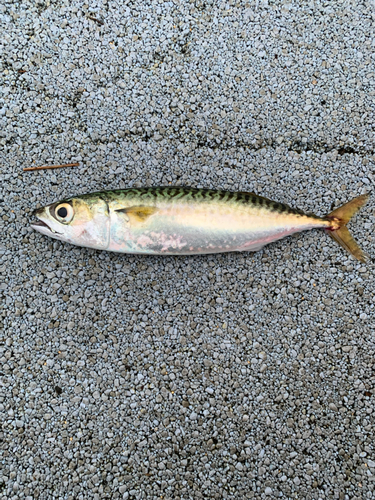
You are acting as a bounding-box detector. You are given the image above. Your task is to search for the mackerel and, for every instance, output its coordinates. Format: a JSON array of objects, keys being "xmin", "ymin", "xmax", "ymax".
[{"xmin": 31, "ymin": 187, "xmax": 369, "ymax": 262}]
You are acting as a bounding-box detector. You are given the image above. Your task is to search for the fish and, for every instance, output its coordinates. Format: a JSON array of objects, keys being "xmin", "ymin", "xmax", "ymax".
[{"xmin": 31, "ymin": 186, "xmax": 370, "ymax": 262}]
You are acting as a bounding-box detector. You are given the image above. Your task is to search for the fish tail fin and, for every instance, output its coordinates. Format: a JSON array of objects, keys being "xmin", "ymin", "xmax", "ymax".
[{"xmin": 325, "ymin": 193, "xmax": 370, "ymax": 263}]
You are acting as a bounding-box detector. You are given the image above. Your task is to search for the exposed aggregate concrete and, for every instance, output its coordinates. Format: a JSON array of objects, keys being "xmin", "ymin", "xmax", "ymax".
[{"xmin": 1, "ymin": 1, "xmax": 375, "ymax": 499}]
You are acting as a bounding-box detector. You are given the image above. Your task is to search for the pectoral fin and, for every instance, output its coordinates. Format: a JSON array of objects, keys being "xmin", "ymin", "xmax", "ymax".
[{"xmin": 115, "ymin": 206, "xmax": 158, "ymax": 224}]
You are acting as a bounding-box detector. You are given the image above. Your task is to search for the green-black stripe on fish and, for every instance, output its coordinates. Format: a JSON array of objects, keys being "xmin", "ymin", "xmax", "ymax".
[{"xmin": 31, "ymin": 186, "xmax": 370, "ymax": 262}]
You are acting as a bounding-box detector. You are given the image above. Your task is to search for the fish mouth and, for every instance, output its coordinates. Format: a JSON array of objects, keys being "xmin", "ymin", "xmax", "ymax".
[{"xmin": 31, "ymin": 219, "xmax": 62, "ymax": 235}]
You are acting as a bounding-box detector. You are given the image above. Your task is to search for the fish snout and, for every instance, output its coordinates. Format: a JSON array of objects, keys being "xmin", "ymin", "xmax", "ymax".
[{"xmin": 32, "ymin": 207, "xmax": 44, "ymax": 217}]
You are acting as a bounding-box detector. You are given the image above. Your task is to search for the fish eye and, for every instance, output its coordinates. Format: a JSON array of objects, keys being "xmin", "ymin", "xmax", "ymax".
[
  {"xmin": 55, "ymin": 203, "xmax": 74, "ymax": 224},
  {"xmin": 57, "ymin": 206, "xmax": 67, "ymax": 218}
]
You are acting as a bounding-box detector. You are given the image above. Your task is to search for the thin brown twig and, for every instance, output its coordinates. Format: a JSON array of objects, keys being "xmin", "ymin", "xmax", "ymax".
[
  {"xmin": 87, "ymin": 15, "xmax": 104, "ymax": 25},
  {"xmin": 23, "ymin": 163, "xmax": 80, "ymax": 172}
]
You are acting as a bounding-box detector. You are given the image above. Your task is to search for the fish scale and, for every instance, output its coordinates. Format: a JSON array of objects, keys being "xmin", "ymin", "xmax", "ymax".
[{"xmin": 31, "ymin": 187, "xmax": 369, "ymax": 262}]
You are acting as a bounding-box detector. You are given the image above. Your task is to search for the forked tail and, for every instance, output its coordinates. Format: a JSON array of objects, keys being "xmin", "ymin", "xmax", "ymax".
[{"xmin": 325, "ymin": 194, "xmax": 370, "ymax": 263}]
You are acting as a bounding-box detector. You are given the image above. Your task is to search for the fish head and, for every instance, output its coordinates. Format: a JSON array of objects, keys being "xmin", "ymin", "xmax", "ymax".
[{"xmin": 31, "ymin": 194, "xmax": 110, "ymax": 250}]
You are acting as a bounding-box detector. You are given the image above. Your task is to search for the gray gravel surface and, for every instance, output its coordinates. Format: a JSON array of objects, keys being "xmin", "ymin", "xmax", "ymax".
[{"xmin": 1, "ymin": 1, "xmax": 375, "ymax": 499}]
